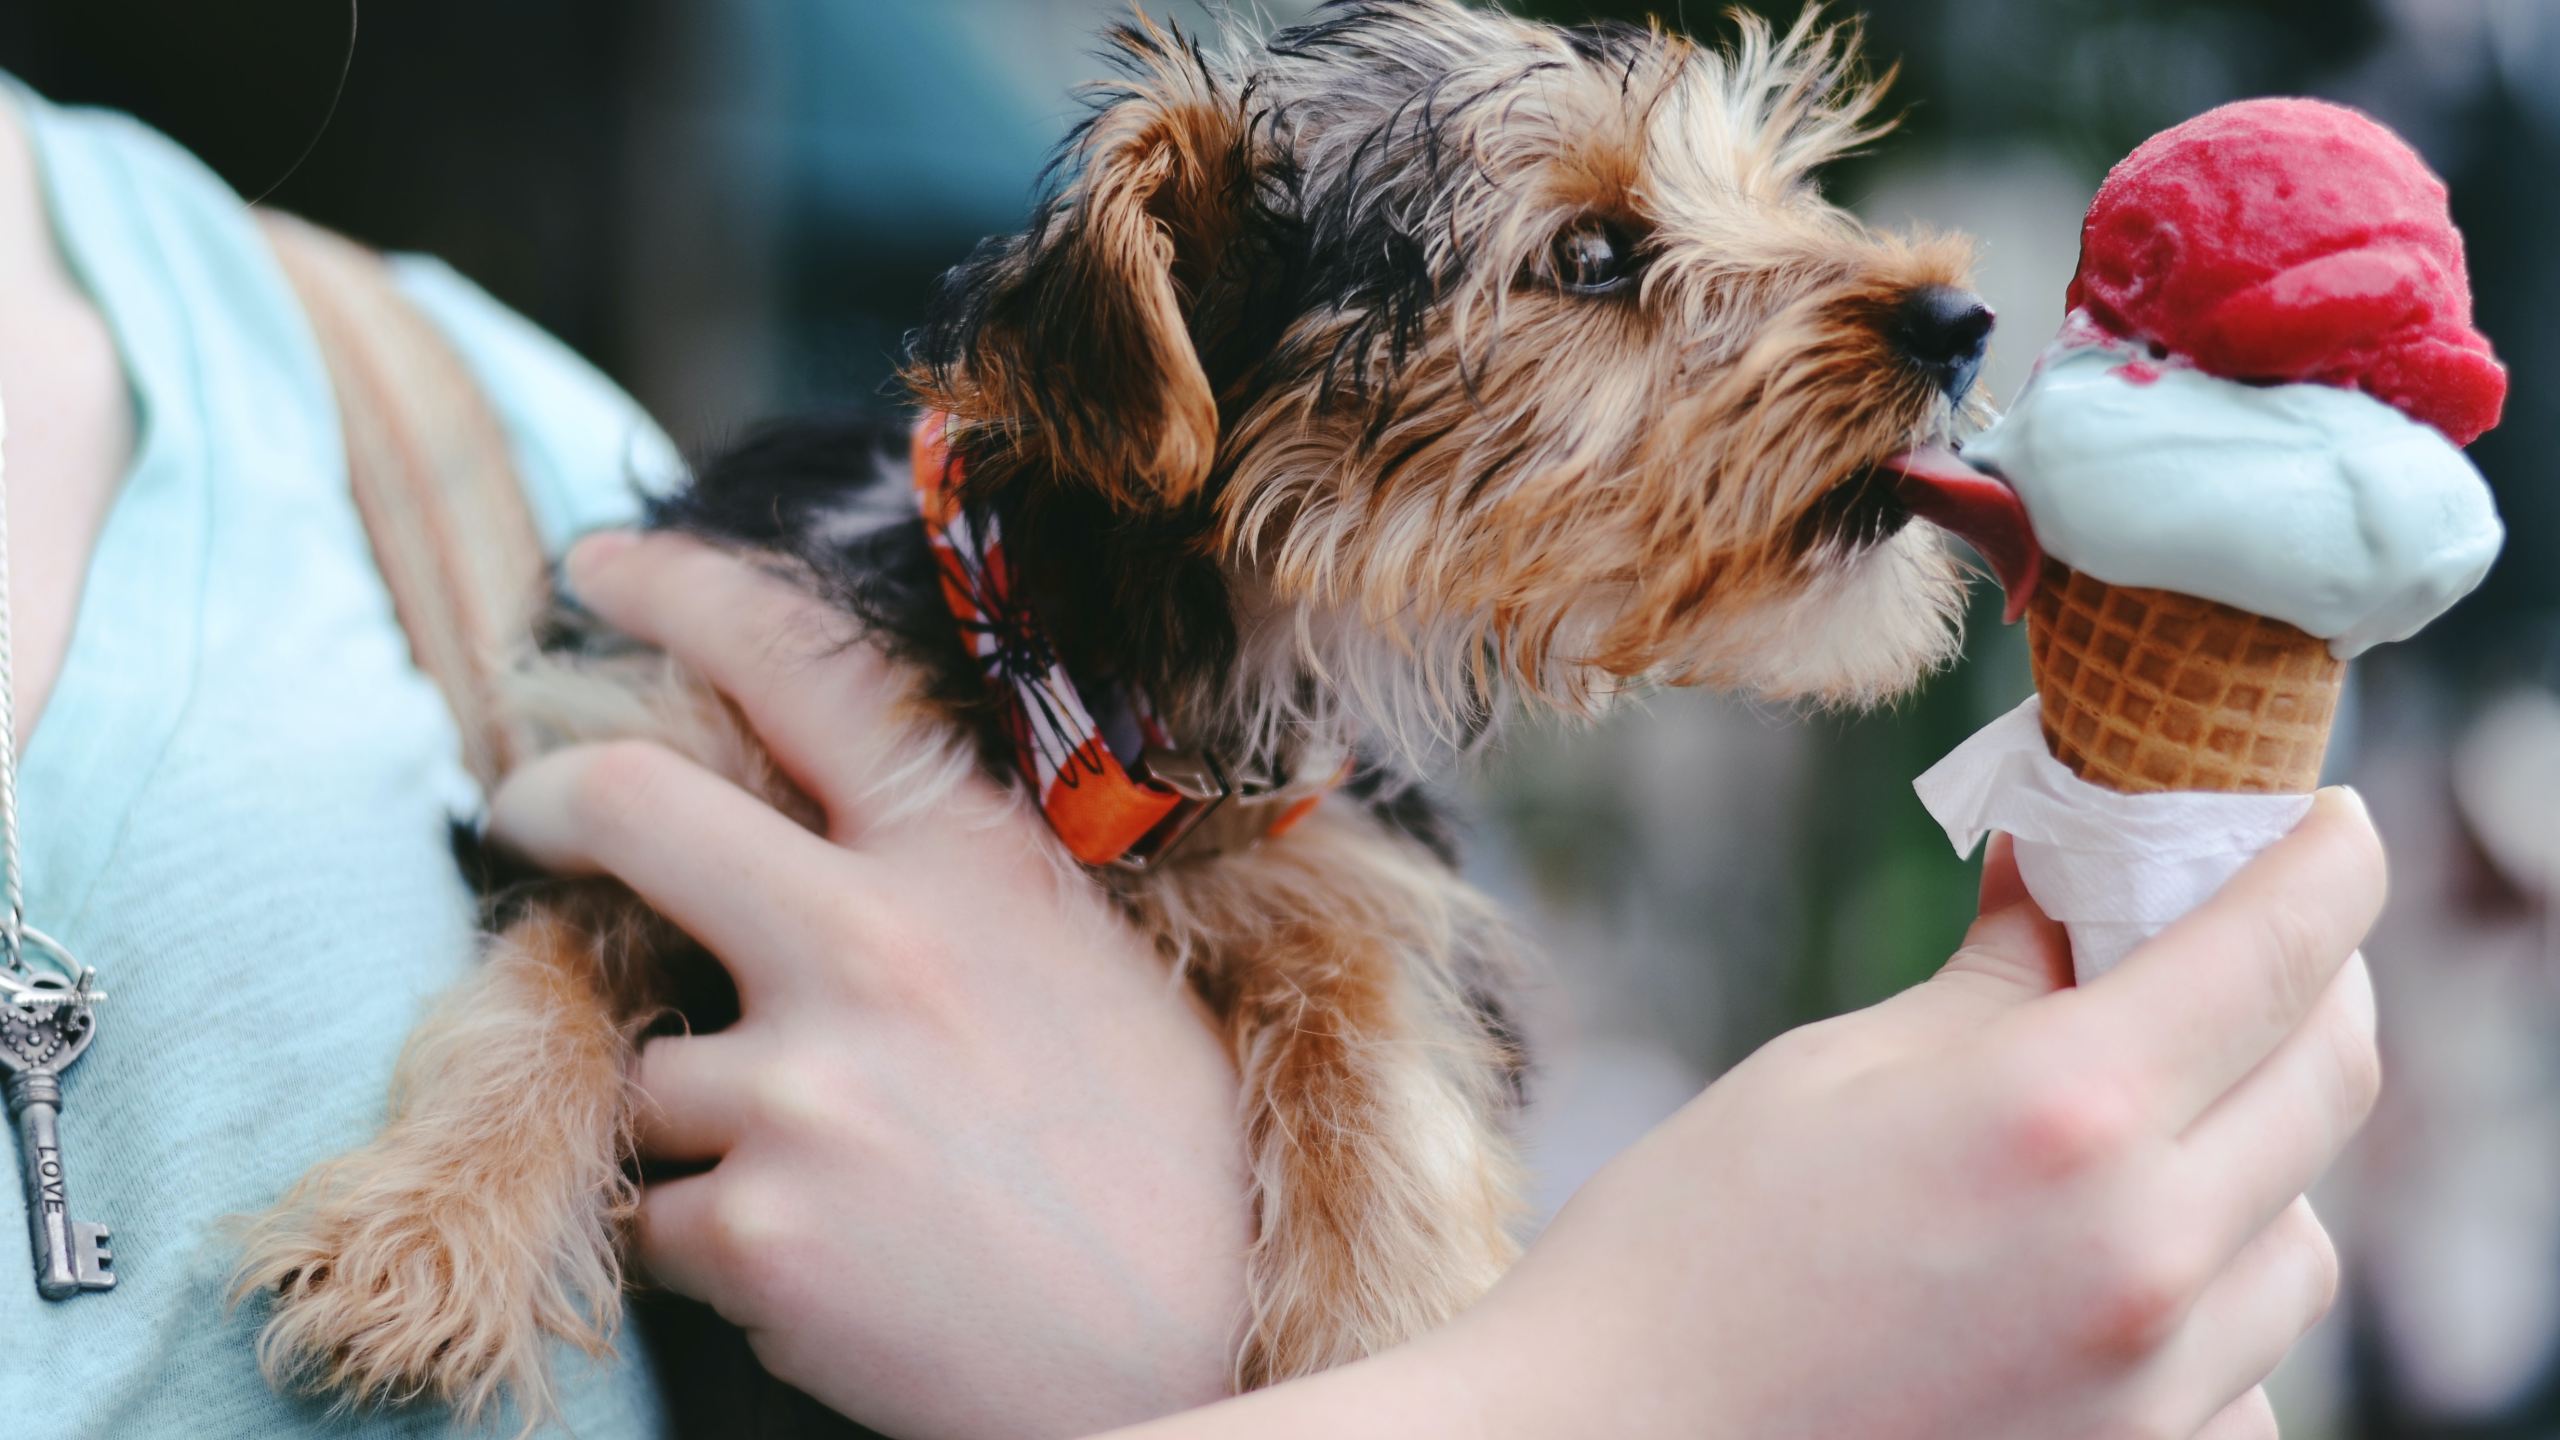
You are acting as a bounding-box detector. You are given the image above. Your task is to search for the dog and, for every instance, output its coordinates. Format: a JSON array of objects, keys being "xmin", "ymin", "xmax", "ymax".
[{"xmin": 234, "ymin": 0, "xmax": 1995, "ymax": 1423}]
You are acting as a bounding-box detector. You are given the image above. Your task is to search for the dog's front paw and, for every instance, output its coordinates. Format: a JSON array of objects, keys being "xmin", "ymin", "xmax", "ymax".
[
  {"xmin": 1238, "ymin": 1088, "xmax": 1524, "ymax": 1389},
  {"xmin": 1232, "ymin": 953, "xmax": 1527, "ymax": 1384},
  {"xmin": 231, "ymin": 1132, "xmax": 625, "ymax": 1430}
]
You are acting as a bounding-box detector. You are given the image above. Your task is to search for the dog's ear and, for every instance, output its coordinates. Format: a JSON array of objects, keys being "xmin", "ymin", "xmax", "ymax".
[{"xmin": 914, "ymin": 19, "xmax": 1251, "ymax": 508}]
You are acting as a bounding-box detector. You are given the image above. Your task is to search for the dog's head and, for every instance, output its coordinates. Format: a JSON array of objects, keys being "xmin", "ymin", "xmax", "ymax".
[{"xmin": 912, "ymin": 1, "xmax": 1995, "ymax": 764}]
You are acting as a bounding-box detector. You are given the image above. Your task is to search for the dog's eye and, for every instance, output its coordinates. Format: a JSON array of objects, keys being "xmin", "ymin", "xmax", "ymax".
[{"xmin": 1550, "ymin": 220, "xmax": 1638, "ymax": 296}]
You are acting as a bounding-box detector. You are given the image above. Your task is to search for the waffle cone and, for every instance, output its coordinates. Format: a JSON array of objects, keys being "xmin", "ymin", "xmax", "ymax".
[{"xmin": 2025, "ymin": 561, "xmax": 2344, "ymax": 795}]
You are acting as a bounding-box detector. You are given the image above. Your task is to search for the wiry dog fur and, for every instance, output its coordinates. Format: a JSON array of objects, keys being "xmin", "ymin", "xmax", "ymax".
[{"xmin": 234, "ymin": 1, "xmax": 1989, "ymax": 1425}]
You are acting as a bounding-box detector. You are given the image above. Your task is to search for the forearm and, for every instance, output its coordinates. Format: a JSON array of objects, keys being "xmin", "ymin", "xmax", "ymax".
[{"xmin": 1088, "ymin": 1330, "xmax": 1515, "ymax": 1440}]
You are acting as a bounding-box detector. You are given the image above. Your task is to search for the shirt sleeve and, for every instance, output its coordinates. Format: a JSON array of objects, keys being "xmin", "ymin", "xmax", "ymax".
[{"xmin": 385, "ymin": 254, "xmax": 687, "ymax": 555}]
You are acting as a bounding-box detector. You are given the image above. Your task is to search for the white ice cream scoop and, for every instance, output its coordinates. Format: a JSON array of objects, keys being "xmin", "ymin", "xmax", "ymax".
[{"xmin": 1962, "ymin": 336, "xmax": 2505, "ymax": 657}]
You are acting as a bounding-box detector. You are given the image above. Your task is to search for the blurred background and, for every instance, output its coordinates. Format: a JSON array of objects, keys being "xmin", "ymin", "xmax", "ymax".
[{"xmin": 3, "ymin": 1, "xmax": 2551, "ymax": 1434}]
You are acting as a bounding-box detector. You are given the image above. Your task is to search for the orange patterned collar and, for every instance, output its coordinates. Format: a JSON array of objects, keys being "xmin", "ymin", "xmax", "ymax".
[{"xmin": 911, "ymin": 413, "xmax": 1331, "ymax": 868}]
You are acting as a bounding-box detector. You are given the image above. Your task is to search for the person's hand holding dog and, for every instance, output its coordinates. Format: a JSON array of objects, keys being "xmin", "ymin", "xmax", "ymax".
[
  {"xmin": 492, "ymin": 530, "xmax": 1255, "ymax": 1439},
  {"xmin": 498, "ymin": 533, "xmax": 2381, "ymax": 1440}
]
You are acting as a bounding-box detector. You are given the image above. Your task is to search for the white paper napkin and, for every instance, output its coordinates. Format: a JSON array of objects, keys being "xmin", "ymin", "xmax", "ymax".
[{"xmin": 1914, "ymin": 697, "xmax": 2315, "ymax": 979}]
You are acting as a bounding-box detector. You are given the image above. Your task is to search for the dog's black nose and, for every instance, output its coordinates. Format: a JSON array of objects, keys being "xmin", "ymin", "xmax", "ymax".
[{"xmin": 1895, "ymin": 285, "xmax": 1994, "ymax": 400}]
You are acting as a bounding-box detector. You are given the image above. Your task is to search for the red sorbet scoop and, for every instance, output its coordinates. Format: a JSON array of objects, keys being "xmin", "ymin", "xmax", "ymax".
[{"xmin": 2066, "ymin": 97, "xmax": 2507, "ymax": 445}]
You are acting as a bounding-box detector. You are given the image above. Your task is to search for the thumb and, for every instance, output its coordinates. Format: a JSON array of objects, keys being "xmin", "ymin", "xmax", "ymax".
[
  {"xmin": 1942, "ymin": 900, "xmax": 2075, "ymax": 1000},
  {"xmin": 1977, "ymin": 831, "xmax": 2030, "ymax": 914},
  {"xmin": 1907, "ymin": 835, "xmax": 2076, "ymax": 1024}
]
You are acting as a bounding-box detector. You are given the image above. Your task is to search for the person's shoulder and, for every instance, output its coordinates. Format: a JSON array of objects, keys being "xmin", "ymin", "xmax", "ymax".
[
  {"xmin": 20, "ymin": 82, "xmax": 224, "ymax": 192},
  {"xmin": 388, "ymin": 254, "xmax": 685, "ymax": 554},
  {"xmin": 6, "ymin": 73, "xmax": 682, "ymax": 552}
]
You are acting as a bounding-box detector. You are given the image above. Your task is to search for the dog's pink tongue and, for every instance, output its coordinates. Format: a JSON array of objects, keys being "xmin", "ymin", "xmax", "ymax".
[{"xmin": 1887, "ymin": 447, "xmax": 2043, "ymax": 623}]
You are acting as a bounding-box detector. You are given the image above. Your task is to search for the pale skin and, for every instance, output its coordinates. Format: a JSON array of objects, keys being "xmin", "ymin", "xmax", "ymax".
[
  {"xmin": 488, "ymin": 529, "xmax": 2389, "ymax": 1440},
  {"xmin": 0, "ymin": 81, "xmax": 2374, "ymax": 1439},
  {"xmin": 0, "ymin": 97, "xmax": 134, "ymax": 738}
]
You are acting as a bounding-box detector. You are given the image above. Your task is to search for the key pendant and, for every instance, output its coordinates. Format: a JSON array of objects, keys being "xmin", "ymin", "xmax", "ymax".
[{"xmin": 0, "ymin": 954, "xmax": 113, "ymax": 1299}]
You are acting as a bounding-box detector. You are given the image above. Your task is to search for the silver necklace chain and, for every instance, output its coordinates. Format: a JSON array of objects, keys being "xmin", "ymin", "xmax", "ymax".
[
  {"xmin": 0, "ymin": 377, "xmax": 105, "ymax": 1013},
  {"xmin": 0, "ymin": 379, "xmax": 24, "ymax": 979}
]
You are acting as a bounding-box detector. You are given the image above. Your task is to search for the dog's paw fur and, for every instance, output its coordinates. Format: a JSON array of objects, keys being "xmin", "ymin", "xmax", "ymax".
[
  {"xmin": 1237, "ymin": 1036, "xmax": 1525, "ymax": 1386},
  {"xmin": 232, "ymin": 1137, "xmax": 617, "ymax": 1430},
  {"xmin": 231, "ymin": 916, "xmax": 638, "ymax": 1430}
]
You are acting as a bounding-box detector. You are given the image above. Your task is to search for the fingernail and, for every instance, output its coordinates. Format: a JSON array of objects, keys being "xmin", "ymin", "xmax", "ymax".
[
  {"xmin": 2322, "ymin": 784, "xmax": 2371, "ymax": 824},
  {"xmin": 566, "ymin": 529, "xmax": 638, "ymax": 589}
]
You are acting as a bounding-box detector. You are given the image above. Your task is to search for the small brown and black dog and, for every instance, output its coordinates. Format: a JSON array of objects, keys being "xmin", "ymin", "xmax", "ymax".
[{"xmin": 236, "ymin": 0, "xmax": 1995, "ymax": 1424}]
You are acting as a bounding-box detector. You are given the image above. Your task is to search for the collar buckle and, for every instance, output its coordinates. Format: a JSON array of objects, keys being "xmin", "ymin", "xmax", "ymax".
[{"xmin": 1114, "ymin": 747, "xmax": 1234, "ymax": 871}]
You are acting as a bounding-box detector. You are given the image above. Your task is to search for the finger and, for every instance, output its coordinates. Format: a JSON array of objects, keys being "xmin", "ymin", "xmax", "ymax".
[
  {"xmin": 1902, "ymin": 832, "xmax": 2073, "ymax": 1027},
  {"xmin": 2079, "ymin": 788, "xmax": 2386, "ymax": 1126},
  {"xmin": 489, "ymin": 739, "xmax": 855, "ymax": 1001},
  {"xmin": 633, "ymin": 1170, "xmax": 734, "ymax": 1314},
  {"xmin": 2168, "ymin": 1198, "xmax": 2337, "ymax": 1432},
  {"xmin": 633, "ymin": 1033, "xmax": 749, "ymax": 1165},
  {"xmin": 1979, "ymin": 831, "xmax": 2029, "ymax": 913},
  {"xmin": 2180, "ymin": 954, "xmax": 2379, "ymax": 1257},
  {"xmin": 566, "ymin": 529, "xmax": 909, "ymax": 821},
  {"xmin": 1925, "ymin": 862, "xmax": 2077, "ymax": 1016},
  {"xmin": 2191, "ymin": 1386, "xmax": 2279, "ymax": 1440}
]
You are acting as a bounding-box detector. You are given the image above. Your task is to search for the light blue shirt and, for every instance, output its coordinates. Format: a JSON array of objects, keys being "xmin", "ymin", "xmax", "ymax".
[{"xmin": 2, "ymin": 80, "xmax": 676, "ymax": 1438}]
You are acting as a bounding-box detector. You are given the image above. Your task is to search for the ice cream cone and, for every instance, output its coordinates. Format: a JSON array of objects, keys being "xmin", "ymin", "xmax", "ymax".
[{"xmin": 2026, "ymin": 560, "xmax": 2345, "ymax": 795}]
